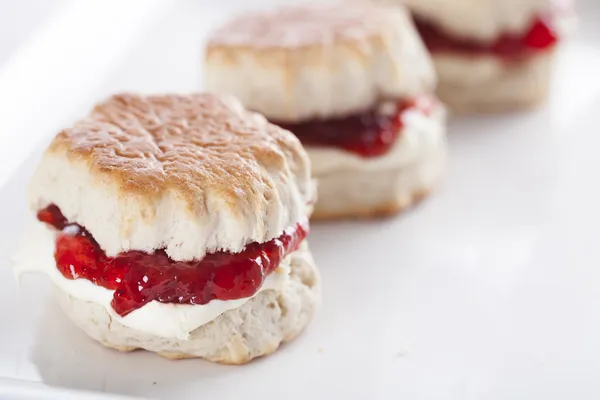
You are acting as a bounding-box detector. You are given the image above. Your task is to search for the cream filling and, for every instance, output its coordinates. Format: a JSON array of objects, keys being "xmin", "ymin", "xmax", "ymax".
[
  {"xmin": 307, "ymin": 102, "xmax": 446, "ymax": 176},
  {"xmin": 13, "ymin": 220, "xmax": 291, "ymax": 340}
]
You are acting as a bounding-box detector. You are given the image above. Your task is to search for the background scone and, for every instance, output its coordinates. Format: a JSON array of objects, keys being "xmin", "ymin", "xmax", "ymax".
[
  {"xmin": 15, "ymin": 93, "xmax": 319, "ymax": 364},
  {"xmin": 381, "ymin": 0, "xmax": 573, "ymax": 113},
  {"xmin": 205, "ymin": 2, "xmax": 447, "ymax": 220}
]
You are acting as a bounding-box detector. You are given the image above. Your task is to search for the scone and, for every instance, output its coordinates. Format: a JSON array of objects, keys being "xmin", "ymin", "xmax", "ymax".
[
  {"xmin": 383, "ymin": 0, "xmax": 573, "ymax": 113},
  {"xmin": 204, "ymin": 2, "xmax": 447, "ymax": 220},
  {"xmin": 14, "ymin": 93, "xmax": 320, "ymax": 364}
]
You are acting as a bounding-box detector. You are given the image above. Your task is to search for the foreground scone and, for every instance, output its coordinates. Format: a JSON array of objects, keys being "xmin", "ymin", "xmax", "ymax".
[
  {"xmin": 382, "ymin": 0, "xmax": 573, "ymax": 112},
  {"xmin": 14, "ymin": 93, "xmax": 319, "ymax": 364},
  {"xmin": 205, "ymin": 2, "xmax": 447, "ymax": 220}
]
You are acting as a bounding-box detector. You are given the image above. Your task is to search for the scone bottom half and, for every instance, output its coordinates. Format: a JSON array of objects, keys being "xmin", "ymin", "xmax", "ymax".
[
  {"xmin": 280, "ymin": 97, "xmax": 447, "ymax": 221},
  {"xmin": 17, "ymin": 93, "xmax": 320, "ymax": 364}
]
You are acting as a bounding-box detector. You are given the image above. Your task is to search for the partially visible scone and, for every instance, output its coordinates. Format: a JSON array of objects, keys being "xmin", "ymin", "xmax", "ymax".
[
  {"xmin": 205, "ymin": 2, "xmax": 446, "ymax": 220},
  {"xmin": 14, "ymin": 93, "xmax": 319, "ymax": 364},
  {"xmin": 379, "ymin": 0, "xmax": 573, "ymax": 113}
]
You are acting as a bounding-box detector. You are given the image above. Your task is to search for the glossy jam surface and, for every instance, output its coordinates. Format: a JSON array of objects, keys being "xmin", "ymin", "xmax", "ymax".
[
  {"xmin": 37, "ymin": 205, "xmax": 307, "ymax": 316},
  {"xmin": 274, "ymin": 98, "xmax": 434, "ymax": 158},
  {"xmin": 415, "ymin": 17, "xmax": 558, "ymax": 57}
]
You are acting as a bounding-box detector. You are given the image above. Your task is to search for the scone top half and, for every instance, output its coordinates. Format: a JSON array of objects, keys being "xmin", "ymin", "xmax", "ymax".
[
  {"xmin": 29, "ymin": 93, "xmax": 313, "ymax": 261},
  {"xmin": 205, "ymin": 1, "xmax": 436, "ymax": 123}
]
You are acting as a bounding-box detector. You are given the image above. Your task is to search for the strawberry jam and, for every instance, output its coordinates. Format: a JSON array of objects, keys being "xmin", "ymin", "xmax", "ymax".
[
  {"xmin": 273, "ymin": 97, "xmax": 434, "ymax": 158},
  {"xmin": 37, "ymin": 205, "xmax": 307, "ymax": 316},
  {"xmin": 414, "ymin": 16, "xmax": 558, "ymax": 58}
]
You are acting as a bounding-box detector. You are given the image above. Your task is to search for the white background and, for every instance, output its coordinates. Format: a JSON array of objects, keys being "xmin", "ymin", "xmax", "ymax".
[
  {"xmin": 0, "ymin": 0, "xmax": 65, "ymax": 67},
  {"xmin": 1, "ymin": 1, "xmax": 600, "ymax": 399}
]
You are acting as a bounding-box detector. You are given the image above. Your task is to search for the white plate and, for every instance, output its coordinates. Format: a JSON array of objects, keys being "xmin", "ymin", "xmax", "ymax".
[{"xmin": 1, "ymin": 1, "xmax": 600, "ymax": 399}]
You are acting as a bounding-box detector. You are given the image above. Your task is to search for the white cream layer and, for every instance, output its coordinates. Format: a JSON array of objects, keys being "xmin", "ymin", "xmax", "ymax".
[
  {"xmin": 13, "ymin": 220, "xmax": 290, "ymax": 340},
  {"xmin": 307, "ymin": 102, "xmax": 446, "ymax": 176}
]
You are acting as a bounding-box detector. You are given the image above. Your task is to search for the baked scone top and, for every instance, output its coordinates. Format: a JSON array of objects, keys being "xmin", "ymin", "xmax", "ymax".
[
  {"xmin": 205, "ymin": 2, "xmax": 435, "ymax": 122},
  {"xmin": 209, "ymin": 2, "xmax": 393, "ymax": 49},
  {"xmin": 30, "ymin": 93, "xmax": 313, "ymax": 261}
]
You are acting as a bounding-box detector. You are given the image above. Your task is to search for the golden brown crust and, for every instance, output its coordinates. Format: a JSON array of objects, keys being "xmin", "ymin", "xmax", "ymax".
[
  {"xmin": 311, "ymin": 187, "xmax": 431, "ymax": 221},
  {"xmin": 207, "ymin": 2, "xmax": 390, "ymax": 49},
  {"xmin": 47, "ymin": 93, "xmax": 309, "ymax": 216},
  {"xmin": 101, "ymin": 342, "xmax": 136, "ymax": 353}
]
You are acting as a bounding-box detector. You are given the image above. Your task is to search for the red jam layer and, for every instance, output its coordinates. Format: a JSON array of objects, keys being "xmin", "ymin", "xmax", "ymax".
[
  {"xmin": 273, "ymin": 97, "xmax": 434, "ymax": 158},
  {"xmin": 37, "ymin": 205, "xmax": 307, "ymax": 316},
  {"xmin": 414, "ymin": 16, "xmax": 558, "ymax": 58}
]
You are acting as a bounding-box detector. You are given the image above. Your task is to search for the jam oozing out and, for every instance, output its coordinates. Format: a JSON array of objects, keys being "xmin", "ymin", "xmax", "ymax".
[
  {"xmin": 37, "ymin": 205, "xmax": 307, "ymax": 316},
  {"xmin": 414, "ymin": 16, "xmax": 558, "ymax": 58},
  {"xmin": 273, "ymin": 97, "xmax": 434, "ymax": 158}
]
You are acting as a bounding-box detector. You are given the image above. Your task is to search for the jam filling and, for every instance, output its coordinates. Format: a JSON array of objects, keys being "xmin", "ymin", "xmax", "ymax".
[
  {"xmin": 273, "ymin": 97, "xmax": 434, "ymax": 158},
  {"xmin": 414, "ymin": 16, "xmax": 558, "ymax": 58},
  {"xmin": 37, "ymin": 205, "xmax": 307, "ymax": 316}
]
